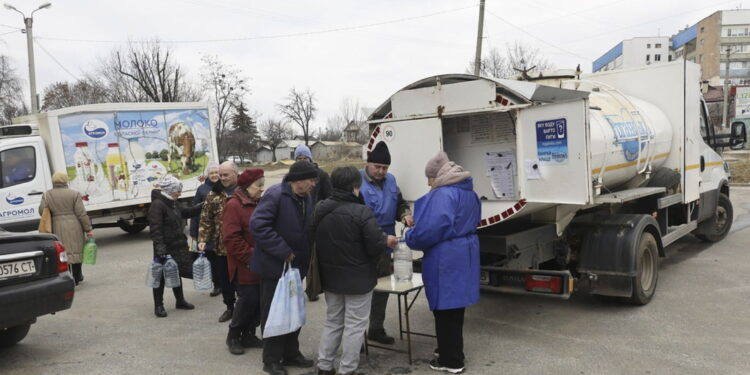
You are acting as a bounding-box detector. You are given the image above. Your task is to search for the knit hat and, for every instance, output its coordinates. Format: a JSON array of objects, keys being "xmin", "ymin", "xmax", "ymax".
[
  {"xmin": 204, "ymin": 161, "xmax": 220, "ymax": 175},
  {"xmin": 238, "ymin": 168, "xmax": 264, "ymax": 189},
  {"xmin": 158, "ymin": 174, "xmax": 183, "ymax": 195},
  {"xmin": 367, "ymin": 141, "xmax": 391, "ymax": 165},
  {"xmin": 425, "ymin": 151, "xmax": 449, "ymax": 178},
  {"xmin": 294, "ymin": 144, "xmax": 313, "ymax": 161},
  {"xmin": 285, "ymin": 160, "xmax": 318, "ymax": 182}
]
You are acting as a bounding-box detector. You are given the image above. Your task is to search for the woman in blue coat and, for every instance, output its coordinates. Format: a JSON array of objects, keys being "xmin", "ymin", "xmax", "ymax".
[{"xmin": 405, "ymin": 151, "xmax": 480, "ymax": 374}]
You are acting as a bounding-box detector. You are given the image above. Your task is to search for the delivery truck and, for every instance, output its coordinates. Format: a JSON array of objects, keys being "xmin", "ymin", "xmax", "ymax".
[
  {"xmin": 366, "ymin": 61, "xmax": 746, "ymax": 304},
  {"xmin": 2, "ymin": 102, "xmax": 218, "ymax": 233}
]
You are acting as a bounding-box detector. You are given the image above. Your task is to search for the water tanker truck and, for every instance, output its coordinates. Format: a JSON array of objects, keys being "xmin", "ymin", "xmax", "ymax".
[{"xmin": 366, "ymin": 61, "xmax": 746, "ymax": 304}]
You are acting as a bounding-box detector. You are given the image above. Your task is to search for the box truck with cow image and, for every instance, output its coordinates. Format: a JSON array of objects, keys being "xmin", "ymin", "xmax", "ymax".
[{"xmin": 1, "ymin": 102, "xmax": 218, "ymax": 233}]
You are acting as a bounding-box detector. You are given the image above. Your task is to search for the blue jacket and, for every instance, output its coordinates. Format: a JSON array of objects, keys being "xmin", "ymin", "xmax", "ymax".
[
  {"xmin": 405, "ymin": 178, "xmax": 481, "ymax": 311},
  {"xmin": 250, "ymin": 182, "xmax": 313, "ymax": 280},
  {"xmin": 190, "ymin": 179, "xmax": 215, "ymax": 238}
]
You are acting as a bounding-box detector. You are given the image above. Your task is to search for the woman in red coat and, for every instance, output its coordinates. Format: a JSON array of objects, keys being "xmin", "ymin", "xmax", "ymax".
[{"xmin": 222, "ymin": 168, "xmax": 265, "ymax": 355}]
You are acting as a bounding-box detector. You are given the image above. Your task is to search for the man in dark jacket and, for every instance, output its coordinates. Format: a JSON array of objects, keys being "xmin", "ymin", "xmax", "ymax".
[
  {"xmin": 250, "ymin": 160, "xmax": 318, "ymax": 375},
  {"xmin": 313, "ymin": 166, "xmax": 397, "ymax": 375},
  {"xmin": 293, "ymin": 144, "xmax": 331, "ymax": 302}
]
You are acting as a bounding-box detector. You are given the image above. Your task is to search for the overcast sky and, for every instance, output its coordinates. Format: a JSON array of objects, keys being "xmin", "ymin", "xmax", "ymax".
[{"xmin": 0, "ymin": 0, "xmax": 744, "ymax": 132}]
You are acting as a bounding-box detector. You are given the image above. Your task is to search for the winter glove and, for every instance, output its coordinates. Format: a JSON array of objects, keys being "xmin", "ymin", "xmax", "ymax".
[{"xmin": 155, "ymin": 243, "xmax": 168, "ymax": 257}]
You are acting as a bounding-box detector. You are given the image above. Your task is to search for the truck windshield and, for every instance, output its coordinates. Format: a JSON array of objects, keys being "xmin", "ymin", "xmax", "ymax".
[{"xmin": 0, "ymin": 147, "xmax": 36, "ymax": 188}]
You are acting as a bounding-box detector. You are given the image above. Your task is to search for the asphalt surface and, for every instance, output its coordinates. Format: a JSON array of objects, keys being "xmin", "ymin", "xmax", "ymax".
[{"xmin": 2, "ymin": 187, "xmax": 750, "ymax": 375}]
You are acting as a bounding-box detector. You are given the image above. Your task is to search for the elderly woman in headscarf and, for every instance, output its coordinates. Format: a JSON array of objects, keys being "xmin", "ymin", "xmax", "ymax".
[
  {"xmin": 39, "ymin": 171, "xmax": 94, "ymax": 285},
  {"xmin": 404, "ymin": 151, "xmax": 481, "ymax": 374},
  {"xmin": 148, "ymin": 174, "xmax": 204, "ymax": 318},
  {"xmin": 190, "ymin": 161, "xmax": 222, "ymax": 296}
]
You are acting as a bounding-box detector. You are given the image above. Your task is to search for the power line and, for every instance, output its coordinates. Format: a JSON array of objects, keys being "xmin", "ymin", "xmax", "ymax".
[
  {"xmin": 35, "ymin": 5, "xmax": 477, "ymax": 45},
  {"xmin": 0, "ymin": 29, "xmax": 20, "ymax": 37},
  {"xmin": 0, "ymin": 24, "xmax": 22, "ymax": 30},
  {"xmin": 33, "ymin": 38, "xmax": 79, "ymax": 80},
  {"xmin": 485, "ymin": 10, "xmax": 594, "ymax": 61}
]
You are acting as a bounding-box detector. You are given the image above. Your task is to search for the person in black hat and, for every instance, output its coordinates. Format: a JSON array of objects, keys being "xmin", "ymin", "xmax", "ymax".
[
  {"xmin": 359, "ymin": 141, "xmax": 414, "ymax": 345},
  {"xmin": 250, "ymin": 160, "xmax": 318, "ymax": 375}
]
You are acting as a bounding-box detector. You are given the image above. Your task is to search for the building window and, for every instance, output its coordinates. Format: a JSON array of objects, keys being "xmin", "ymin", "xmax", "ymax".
[
  {"xmin": 655, "ymin": 54, "xmax": 661, "ymax": 62},
  {"xmin": 647, "ymin": 43, "xmax": 651, "ymax": 48},
  {"xmin": 701, "ymin": 26, "xmax": 705, "ymax": 33},
  {"xmin": 655, "ymin": 43, "xmax": 662, "ymax": 48},
  {"xmin": 668, "ymin": 55, "xmax": 673, "ymax": 61},
  {"xmin": 646, "ymin": 54, "xmax": 650, "ymax": 62},
  {"xmin": 701, "ymin": 39, "xmax": 704, "ymax": 47},
  {"xmin": 699, "ymin": 54, "xmax": 702, "ymax": 63}
]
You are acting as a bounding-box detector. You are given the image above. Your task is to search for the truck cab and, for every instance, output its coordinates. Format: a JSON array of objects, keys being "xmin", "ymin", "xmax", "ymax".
[{"xmin": 0, "ymin": 126, "xmax": 52, "ymax": 232}]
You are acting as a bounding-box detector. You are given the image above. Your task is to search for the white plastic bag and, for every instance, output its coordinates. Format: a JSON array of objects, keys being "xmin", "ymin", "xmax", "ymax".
[
  {"xmin": 192, "ymin": 253, "xmax": 213, "ymax": 291},
  {"xmin": 263, "ymin": 261, "xmax": 306, "ymax": 338}
]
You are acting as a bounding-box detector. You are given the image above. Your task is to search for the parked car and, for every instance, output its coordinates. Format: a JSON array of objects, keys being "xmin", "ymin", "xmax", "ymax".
[{"xmin": 0, "ymin": 228, "xmax": 75, "ymax": 346}]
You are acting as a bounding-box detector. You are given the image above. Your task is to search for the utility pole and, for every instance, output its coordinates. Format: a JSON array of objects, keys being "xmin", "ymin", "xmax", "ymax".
[
  {"xmin": 473, "ymin": 0, "xmax": 485, "ymax": 76},
  {"xmin": 722, "ymin": 46, "xmax": 732, "ymax": 129},
  {"xmin": 3, "ymin": 2, "xmax": 51, "ymax": 114}
]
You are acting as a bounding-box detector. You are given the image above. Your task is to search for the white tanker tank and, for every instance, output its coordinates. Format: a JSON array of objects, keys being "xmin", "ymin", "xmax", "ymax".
[{"xmin": 366, "ymin": 62, "xmax": 705, "ymax": 234}]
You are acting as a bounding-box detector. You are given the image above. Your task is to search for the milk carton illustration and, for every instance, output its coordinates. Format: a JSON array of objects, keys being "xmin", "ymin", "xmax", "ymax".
[
  {"xmin": 74, "ymin": 142, "xmax": 96, "ymax": 183},
  {"xmin": 106, "ymin": 143, "xmax": 128, "ymax": 191}
]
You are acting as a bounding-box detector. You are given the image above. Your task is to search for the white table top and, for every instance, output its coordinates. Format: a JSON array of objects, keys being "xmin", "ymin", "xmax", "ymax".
[{"xmin": 373, "ymin": 273, "xmax": 424, "ymax": 294}]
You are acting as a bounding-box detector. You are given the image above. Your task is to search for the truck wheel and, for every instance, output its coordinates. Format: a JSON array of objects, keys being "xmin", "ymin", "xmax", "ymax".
[
  {"xmin": 118, "ymin": 220, "xmax": 147, "ymax": 234},
  {"xmin": 695, "ymin": 193, "xmax": 733, "ymax": 243},
  {"xmin": 629, "ymin": 232, "xmax": 659, "ymax": 305},
  {"xmin": 0, "ymin": 322, "xmax": 31, "ymax": 347}
]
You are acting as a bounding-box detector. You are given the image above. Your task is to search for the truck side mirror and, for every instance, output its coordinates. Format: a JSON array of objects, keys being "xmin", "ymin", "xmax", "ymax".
[{"xmin": 730, "ymin": 121, "xmax": 747, "ymax": 150}]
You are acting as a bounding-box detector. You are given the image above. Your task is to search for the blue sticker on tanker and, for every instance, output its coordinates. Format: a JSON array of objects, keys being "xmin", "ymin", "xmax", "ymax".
[
  {"xmin": 536, "ymin": 118, "xmax": 568, "ymax": 165},
  {"xmin": 603, "ymin": 114, "xmax": 652, "ymax": 162},
  {"xmin": 5, "ymin": 192, "xmax": 23, "ymax": 205}
]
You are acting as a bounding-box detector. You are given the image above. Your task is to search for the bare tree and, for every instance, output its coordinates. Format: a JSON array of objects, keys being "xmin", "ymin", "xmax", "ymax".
[
  {"xmin": 277, "ymin": 88, "xmax": 316, "ymax": 146},
  {"xmin": 0, "ymin": 55, "xmax": 28, "ymax": 124},
  {"xmin": 200, "ymin": 54, "xmax": 249, "ymax": 156},
  {"xmin": 260, "ymin": 118, "xmax": 289, "ymax": 162},
  {"xmin": 469, "ymin": 42, "xmax": 554, "ymax": 79},
  {"xmin": 41, "ymin": 79, "xmax": 109, "ymax": 111},
  {"xmin": 114, "ymin": 39, "xmax": 201, "ymax": 102},
  {"xmin": 325, "ymin": 97, "xmax": 368, "ymax": 142},
  {"xmin": 87, "ymin": 54, "xmax": 150, "ymax": 102}
]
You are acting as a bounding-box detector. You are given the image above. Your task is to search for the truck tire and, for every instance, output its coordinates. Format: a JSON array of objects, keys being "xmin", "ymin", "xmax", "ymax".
[
  {"xmin": 0, "ymin": 322, "xmax": 31, "ymax": 347},
  {"xmin": 629, "ymin": 232, "xmax": 659, "ymax": 305},
  {"xmin": 695, "ymin": 193, "xmax": 733, "ymax": 243},
  {"xmin": 118, "ymin": 220, "xmax": 148, "ymax": 234}
]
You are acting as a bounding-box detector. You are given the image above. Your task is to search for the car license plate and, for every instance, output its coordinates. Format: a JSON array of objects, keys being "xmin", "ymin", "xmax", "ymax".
[
  {"xmin": 0, "ymin": 259, "xmax": 36, "ymax": 279},
  {"xmin": 480, "ymin": 270, "xmax": 490, "ymax": 285}
]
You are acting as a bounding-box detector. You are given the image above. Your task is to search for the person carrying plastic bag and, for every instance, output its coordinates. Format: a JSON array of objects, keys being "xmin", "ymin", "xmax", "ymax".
[
  {"xmin": 263, "ymin": 261, "xmax": 305, "ymax": 337},
  {"xmin": 250, "ymin": 160, "xmax": 318, "ymax": 375}
]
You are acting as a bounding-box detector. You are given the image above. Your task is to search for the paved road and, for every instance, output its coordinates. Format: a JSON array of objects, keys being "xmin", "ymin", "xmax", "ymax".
[{"xmin": 2, "ymin": 188, "xmax": 750, "ymax": 374}]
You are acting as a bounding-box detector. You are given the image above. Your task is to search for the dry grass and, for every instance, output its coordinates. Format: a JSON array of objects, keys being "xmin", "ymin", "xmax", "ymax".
[
  {"xmin": 252, "ymin": 159, "xmax": 366, "ymax": 174},
  {"xmin": 729, "ymin": 160, "xmax": 750, "ymax": 183}
]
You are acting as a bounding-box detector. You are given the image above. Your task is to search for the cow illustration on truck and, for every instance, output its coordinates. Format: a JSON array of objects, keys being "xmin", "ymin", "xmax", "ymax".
[{"xmin": 367, "ymin": 61, "xmax": 746, "ymax": 304}]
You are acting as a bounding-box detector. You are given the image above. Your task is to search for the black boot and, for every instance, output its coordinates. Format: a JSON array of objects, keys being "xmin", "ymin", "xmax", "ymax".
[
  {"xmin": 368, "ymin": 329, "xmax": 395, "ymax": 345},
  {"xmin": 240, "ymin": 329, "xmax": 263, "ymax": 348},
  {"xmin": 173, "ymin": 287, "xmax": 195, "ymax": 310},
  {"xmin": 71, "ymin": 263, "xmax": 84, "ymax": 285},
  {"xmin": 226, "ymin": 327, "xmax": 244, "ymax": 355},
  {"xmin": 218, "ymin": 308, "xmax": 233, "ymax": 322},
  {"xmin": 155, "ymin": 305, "xmax": 167, "ymax": 318}
]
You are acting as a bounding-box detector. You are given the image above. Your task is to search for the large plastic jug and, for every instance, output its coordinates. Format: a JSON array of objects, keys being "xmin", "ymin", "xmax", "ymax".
[
  {"xmin": 192, "ymin": 253, "xmax": 213, "ymax": 291},
  {"xmin": 82, "ymin": 238, "xmax": 97, "ymax": 265},
  {"xmin": 393, "ymin": 239, "xmax": 413, "ymax": 282},
  {"xmin": 145, "ymin": 258, "xmax": 163, "ymax": 288},
  {"xmin": 163, "ymin": 255, "xmax": 181, "ymax": 288}
]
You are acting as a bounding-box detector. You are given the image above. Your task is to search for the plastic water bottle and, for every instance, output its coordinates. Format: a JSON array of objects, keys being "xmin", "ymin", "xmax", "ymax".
[
  {"xmin": 192, "ymin": 253, "xmax": 213, "ymax": 291},
  {"xmin": 145, "ymin": 258, "xmax": 163, "ymax": 288},
  {"xmin": 393, "ymin": 240, "xmax": 413, "ymax": 282},
  {"xmin": 163, "ymin": 255, "xmax": 181, "ymax": 288}
]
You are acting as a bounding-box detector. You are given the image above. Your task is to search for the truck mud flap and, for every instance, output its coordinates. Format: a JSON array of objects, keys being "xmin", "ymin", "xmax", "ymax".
[
  {"xmin": 479, "ymin": 268, "xmax": 574, "ymax": 299},
  {"xmin": 576, "ymin": 214, "xmax": 662, "ymax": 298}
]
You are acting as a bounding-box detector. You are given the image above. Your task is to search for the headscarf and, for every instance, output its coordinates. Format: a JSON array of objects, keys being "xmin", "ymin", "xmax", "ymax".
[
  {"xmin": 425, "ymin": 151, "xmax": 471, "ymax": 189},
  {"xmin": 52, "ymin": 171, "xmax": 69, "ymax": 187},
  {"xmin": 158, "ymin": 174, "xmax": 183, "ymax": 195}
]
